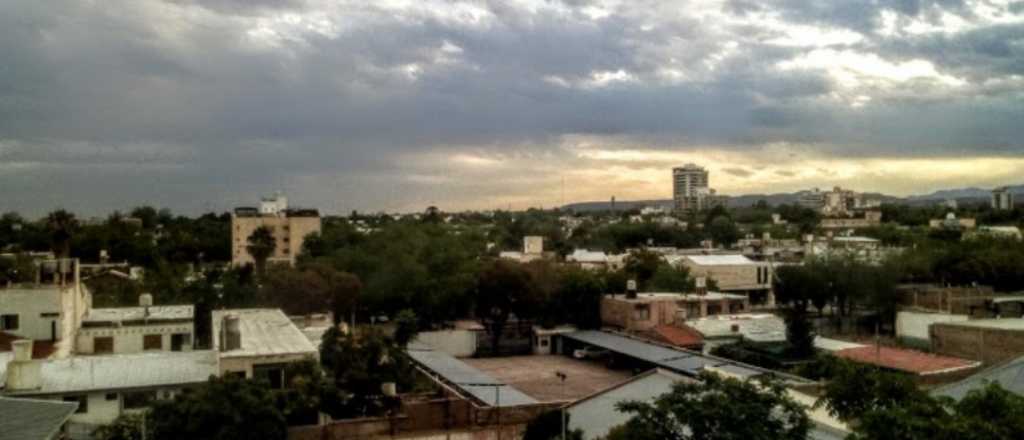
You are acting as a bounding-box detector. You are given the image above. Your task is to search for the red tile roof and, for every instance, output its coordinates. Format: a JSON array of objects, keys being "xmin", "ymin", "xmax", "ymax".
[
  {"xmin": 650, "ymin": 324, "xmax": 704, "ymax": 348},
  {"xmin": 0, "ymin": 332, "xmax": 56, "ymax": 359},
  {"xmin": 834, "ymin": 345, "xmax": 980, "ymax": 376}
]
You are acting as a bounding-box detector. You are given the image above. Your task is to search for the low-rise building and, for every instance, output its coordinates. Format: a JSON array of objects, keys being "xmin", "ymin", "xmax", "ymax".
[
  {"xmin": 928, "ymin": 213, "xmax": 976, "ymax": 230},
  {"xmin": 3, "ymin": 340, "xmax": 218, "ymax": 437},
  {"xmin": 686, "ymin": 314, "xmax": 787, "ymax": 347},
  {"xmin": 965, "ymin": 225, "xmax": 1023, "ymax": 241},
  {"xmin": 0, "ymin": 259, "xmax": 91, "ymax": 359},
  {"xmin": 677, "ymin": 255, "xmax": 774, "ymax": 305},
  {"xmin": 567, "ymin": 369, "xmax": 693, "ymax": 440},
  {"xmin": 212, "ymin": 309, "xmax": 318, "ymax": 387},
  {"xmin": 76, "ymin": 299, "xmax": 193, "ymax": 355},
  {"xmin": 601, "ymin": 292, "xmax": 748, "ymax": 333}
]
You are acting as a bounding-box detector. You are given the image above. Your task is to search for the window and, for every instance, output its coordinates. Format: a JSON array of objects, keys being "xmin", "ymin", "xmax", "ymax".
[
  {"xmin": 632, "ymin": 305, "xmax": 651, "ymax": 321},
  {"xmin": 105, "ymin": 393, "xmax": 118, "ymax": 401},
  {"xmin": 64, "ymin": 395, "xmax": 88, "ymax": 413},
  {"xmin": 171, "ymin": 333, "xmax": 191, "ymax": 351},
  {"xmin": 540, "ymin": 337, "xmax": 549, "ymax": 347},
  {"xmin": 253, "ymin": 364, "xmax": 285, "ymax": 389},
  {"xmin": 143, "ymin": 334, "xmax": 163, "ymax": 351},
  {"xmin": 94, "ymin": 337, "xmax": 114, "ymax": 354},
  {"xmin": 123, "ymin": 391, "xmax": 156, "ymax": 409},
  {"xmin": 0, "ymin": 314, "xmax": 18, "ymax": 330}
]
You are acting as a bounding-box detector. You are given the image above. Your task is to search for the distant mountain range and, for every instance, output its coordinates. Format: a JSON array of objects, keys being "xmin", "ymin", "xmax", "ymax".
[{"xmin": 561, "ymin": 185, "xmax": 1024, "ymax": 212}]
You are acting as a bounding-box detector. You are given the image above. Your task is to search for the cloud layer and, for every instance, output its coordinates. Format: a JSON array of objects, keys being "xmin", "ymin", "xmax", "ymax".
[{"xmin": 1, "ymin": 0, "xmax": 1022, "ymax": 215}]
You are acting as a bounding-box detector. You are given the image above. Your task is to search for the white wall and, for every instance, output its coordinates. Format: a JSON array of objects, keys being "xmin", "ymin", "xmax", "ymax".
[
  {"xmin": 896, "ymin": 311, "xmax": 968, "ymax": 346},
  {"xmin": 414, "ymin": 330, "xmax": 477, "ymax": 357},
  {"xmin": 0, "ymin": 288, "xmax": 63, "ymax": 340},
  {"xmin": 76, "ymin": 323, "xmax": 194, "ymax": 354}
]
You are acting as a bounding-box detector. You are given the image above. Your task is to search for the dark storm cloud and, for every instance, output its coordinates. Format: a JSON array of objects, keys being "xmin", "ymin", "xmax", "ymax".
[{"xmin": 0, "ymin": 0, "xmax": 1022, "ymax": 215}]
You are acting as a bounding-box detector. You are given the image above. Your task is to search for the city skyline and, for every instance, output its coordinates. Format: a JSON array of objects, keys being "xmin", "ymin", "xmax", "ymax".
[{"xmin": 2, "ymin": 1, "xmax": 1024, "ymax": 216}]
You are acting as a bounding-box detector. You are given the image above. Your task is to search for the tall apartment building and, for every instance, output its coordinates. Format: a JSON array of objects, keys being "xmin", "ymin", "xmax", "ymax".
[
  {"xmin": 992, "ymin": 187, "xmax": 1014, "ymax": 210},
  {"xmin": 673, "ymin": 164, "xmax": 713, "ymax": 212},
  {"xmin": 231, "ymin": 194, "xmax": 321, "ymax": 267}
]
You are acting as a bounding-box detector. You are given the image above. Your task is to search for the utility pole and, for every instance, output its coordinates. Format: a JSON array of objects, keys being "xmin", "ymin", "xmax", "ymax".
[{"xmin": 556, "ymin": 370, "xmax": 568, "ymax": 440}]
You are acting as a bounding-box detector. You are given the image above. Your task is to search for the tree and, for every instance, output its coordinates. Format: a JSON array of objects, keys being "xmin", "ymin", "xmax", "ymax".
[
  {"xmin": 148, "ymin": 376, "xmax": 286, "ymax": 440},
  {"xmin": 393, "ymin": 309, "xmax": 419, "ymax": 347},
  {"xmin": 614, "ymin": 371, "xmax": 810, "ymax": 440},
  {"xmin": 817, "ymin": 358, "xmax": 925, "ymax": 422},
  {"xmin": 46, "ymin": 209, "xmax": 78, "ymax": 258},
  {"xmin": 91, "ymin": 414, "xmax": 146, "ymax": 440},
  {"xmin": 784, "ymin": 307, "xmax": 815, "ymax": 358},
  {"xmin": 474, "ymin": 259, "xmax": 536, "ymax": 355},
  {"xmin": 318, "ymin": 327, "xmax": 411, "ymax": 417},
  {"xmin": 246, "ymin": 226, "xmax": 276, "ymax": 277},
  {"xmin": 522, "ymin": 409, "xmax": 583, "ymax": 440},
  {"xmin": 648, "ymin": 263, "xmax": 693, "ymax": 292},
  {"xmin": 706, "ymin": 216, "xmax": 740, "ymax": 249},
  {"xmin": 623, "ymin": 249, "xmax": 663, "ymax": 290}
]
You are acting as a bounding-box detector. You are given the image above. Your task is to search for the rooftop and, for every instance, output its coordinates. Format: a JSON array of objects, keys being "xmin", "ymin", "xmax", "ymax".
[
  {"xmin": 607, "ymin": 292, "xmax": 747, "ymax": 303},
  {"xmin": 6, "ymin": 351, "xmax": 218, "ymax": 396},
  {"xmin": 683, "ymin": 254, "xmax": 757, "ymax": 266},
  {"xmin": 650, "ymin": 324, "xmax": 704, "ymax": 348},
  {"xmin": 686, "ymin": 314, "xmax": 787, "ymax": 343},
  {"xmin": 212, "ymin": 309, "xmax": 318, "ymax": 359},
  {"xmin": 83, "ymin": 305, "xmax": 194, "ymax": 325},
  {"xmin": 462, "ymin": 355, "xmax": 632, "ymax": 403},
  {"xmin": 406, "ymin": 347, "xmax": 539, "ymax": 407},
  {"xmin": 0, "ymin": 397, "xmax": 78, "ymax": 440},
  {"xmin": 932, "ymin": 354, "xmax": 1024, "ymax": 400},
  {"xmin": 833, "ymin": 345, "xmax": 981, "ymax": 376},
  {"xmin": 0, "ymin": 332, "xmax": 56, "ymax": 359}
]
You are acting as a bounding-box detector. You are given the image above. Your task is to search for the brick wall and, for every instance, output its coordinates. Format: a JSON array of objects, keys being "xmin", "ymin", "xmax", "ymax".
[{"xmin": 931, "ymin": 324, "xmax": 1024, "ymax": 365}]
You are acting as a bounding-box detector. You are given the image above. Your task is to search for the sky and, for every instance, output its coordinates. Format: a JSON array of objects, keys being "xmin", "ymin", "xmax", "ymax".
[{"xmin": 1, "ymin": 0, "xmax": 1023, "ymax": 217}]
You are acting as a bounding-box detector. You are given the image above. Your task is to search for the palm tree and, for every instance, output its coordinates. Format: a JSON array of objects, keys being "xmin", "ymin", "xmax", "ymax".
[
  {"xmin": 46, "ymin": 209, "xmax": 78, "ymax": 258},
  {"xmin": 246, "ymin": 226, "xmax": 276, "ymax": 278}
]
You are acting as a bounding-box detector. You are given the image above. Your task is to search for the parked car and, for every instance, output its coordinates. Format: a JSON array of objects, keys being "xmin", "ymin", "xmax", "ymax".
[{"xmin": 573, "ymin": 346, "xmax": 610, "ymax": 359}]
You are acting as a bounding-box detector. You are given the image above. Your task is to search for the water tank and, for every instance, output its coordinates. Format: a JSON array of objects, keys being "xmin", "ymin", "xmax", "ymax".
[
  {"xmin": 626, "ymin": 279, "xmax": 638, "ymax": 299},
  {"xmin": 139, "ymin": 293, "xmax": 153, "ymax": 307},
  {"xmin": 12, "ymin": 339, "xmax": 32, "ymax": 362},
  {"xmin": 381, "ymin": 382, "xmax": 397, "ymax": 397}
]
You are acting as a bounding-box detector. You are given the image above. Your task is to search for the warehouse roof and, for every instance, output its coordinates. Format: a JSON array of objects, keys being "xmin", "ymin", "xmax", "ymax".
[{"xmin": 0, "ymin": 397, "xmax": 78, "ymax": 440}]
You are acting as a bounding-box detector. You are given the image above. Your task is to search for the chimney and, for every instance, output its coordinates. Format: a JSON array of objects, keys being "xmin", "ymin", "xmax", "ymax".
[
  {"xmin": 626, "ymin": 279, "xmax": 638, "ymax": 299},
  {"xmin": 5, "ymin": 340, "xmax": 42, "ymax": 391},
  {"xmin": 220, "ymin": 314, "xmax": 242, "ymax": 351},
  {"xmin": 696, "ymin": 276, "xmax": 707, "ymax": 296},
  {"xmin": 139, "ymin": 293, "xmax": 153, "ymax": 318}
]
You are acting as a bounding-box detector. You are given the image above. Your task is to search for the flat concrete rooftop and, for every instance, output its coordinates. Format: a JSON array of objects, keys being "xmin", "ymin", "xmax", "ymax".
[{"xmin": 462, "ymin": 355, "xmax": 631, "ymax": 403}]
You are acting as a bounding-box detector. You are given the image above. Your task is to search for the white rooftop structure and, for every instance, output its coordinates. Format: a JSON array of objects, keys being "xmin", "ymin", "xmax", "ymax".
[
  {"xmin": 684, "ymin": 255, "xmax": 757, "ymax": 266},
  {"xmin": 567, "ymin": 249, "xmax": 609, "ymax": 264},
  {"xmin": 212, "ymin": 309, "xmax": 317, "ymax": 358},
  {"xmin": 5, "ymin": 351, "xmax": 218, "ymax": 396},
  {"xmin": 813, "ymin": 336, "xmax": 867, "ymax": 352},
  {"xmin": 83, "ymin": 305, "xmax": 193, "ymax": 324},
  {"xmin": 687, "ymin": 314, "xmax": 787, "ymax": 343}
]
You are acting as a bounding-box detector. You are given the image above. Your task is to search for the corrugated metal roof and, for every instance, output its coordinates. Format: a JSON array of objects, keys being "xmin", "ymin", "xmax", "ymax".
[
  {"xmin": 406, "ymin": 349, "xmax": 538, "ymax": 407},
  {"xmin": 562, "ymin": 331, "xmax": 792, "ymax": 381},
  {"xmin": 212, "ymin": 309, "xmax": 318, "ymax": 359},
  {"xmin": 932, "ymin": 355, "xmax": 1024, "ymax": 401},
  {"xmin": 0, "ymin": 397, "xmax": 78, "ymax": 440},
  {"xmin": 565, "ymin": 330, "xmax": 687, "ymax": 362},
  {"xmin": 8, "ymin": 351, "xmax": 218, "ymax": 396}
]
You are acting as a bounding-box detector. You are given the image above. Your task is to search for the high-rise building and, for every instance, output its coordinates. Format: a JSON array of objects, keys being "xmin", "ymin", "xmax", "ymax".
[
  {"xmin": 992, "ymin": 187, "xmax": 1015, "ymax": 210},
  {"xmin": 231, "ymin": 194, "xmax": 321, "ymax": 267},
  {"xmin": 672, "ymin": 164, "xmax": 711, "ymax": 212}
]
